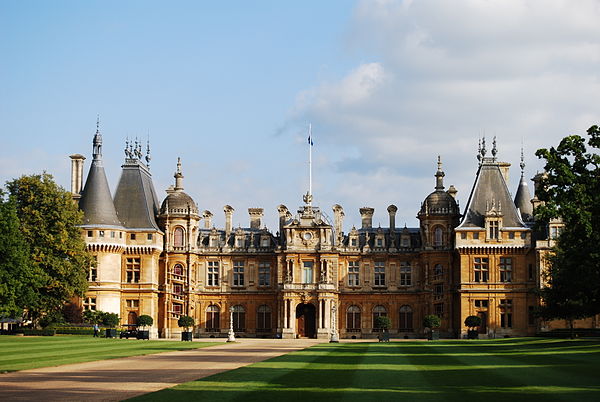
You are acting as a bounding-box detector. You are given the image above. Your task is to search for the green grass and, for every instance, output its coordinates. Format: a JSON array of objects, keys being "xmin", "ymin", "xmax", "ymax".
[
  {"xmin": 0, "ymin": 335, "xmax": 219, "ymax": 372},
  {"xmin": 131, "ymin": 338, "xmax": 600, "ymax": 402}
]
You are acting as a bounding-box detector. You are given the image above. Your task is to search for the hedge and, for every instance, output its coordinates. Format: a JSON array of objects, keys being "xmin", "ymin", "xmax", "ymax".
[
  {"xmin": 23, "ymin": 329, "xmax": 56, "ymax": 336},
  {"xmin": 55, "ymin": 327, "xmax": 96, "ymax": 335}
]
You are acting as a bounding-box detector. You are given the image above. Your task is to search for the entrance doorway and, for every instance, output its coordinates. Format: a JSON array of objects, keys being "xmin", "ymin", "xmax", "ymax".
[
  {"xmin": 477, "ymin": 311, "xmax": 487, "ymax": 334},
  {"xmin": 296, "ymin": 303, "xmax": 316, "ymax": 338},
  {"xmin": 128, "ymin": 311, "xmax": 138, "ymax": 326}
]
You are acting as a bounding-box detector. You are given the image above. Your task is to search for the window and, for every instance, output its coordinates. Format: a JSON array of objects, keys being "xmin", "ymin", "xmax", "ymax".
[
  {"xmin": 399, "ymin": 305, "xmax": 413, "ymax": 331},
  {"xmin": 474, "ymin": 300, "xmax": 489, "ymax": 308},
  {"xmin": 488, "ymin": 220, "xmax": 499, "ymax": 239},
  {"xmin": 528, "ymin": 264, "xmax": 534, "ymax": 281},
  {"xmin": 147, "ymin": 233, "xmax": 152, "ymax": 241},
  {"xmin": 376, "ymin": 238, "xmax": 383, "ymax": 247},
  {"xmin": 233, "ymin": 261, "xmax": 245, "ymax": 287},
  {"xmin": 351, "ymin": 238, "xmax": 357, "ymax": 247},
  {"xmin": 261, "ymin": 237, "xmax": 270, "ymax": 248},
  {"xmin": 473, "ymin": 232, "xmax": 479, "ymax": 240},
  {"xmin": 173, "ymin": 283, "xmax": 183, "ymax": 295},
  {"xmin": 400, "ymin": 262, "xmax": 412, "ymax": 286},
  {"xmin": 87, "ymin": 231, "xmax": 93, "ymax": 237},
  {"xmin": 520, "ymin": 232, "xmax": 527, "ymax": 239},
  {"xmin": 433, "ymin": 263, "xmax": 443, "ymax": 279},
  {"xmin": 173, "ymin": 263, "xmax": 184, "ymax": 276},
  {"xmin": 206, "ymin": 305, "xmax": 220, "ymax": 331},
  {"xmin": 401, "ymin": 236, "xmax": 410, "ymax": 247},
  {"xmin": 207, "ymin": 261, "xmax": 219, "ymax": 286},
  {"xmin": 89, "ymin": 256, "xmax": 97, "ymax": 282},
  {"xmin": 374, "ymin": 262, "xmax": 385, "ymax": 286},
  {"xmin": 236, "ymin": 237, "xmax": 245, "ymax": 248},
  {"xmin": 98, "ymin": 230, "xmax": 104, "ymax": 238},
  {"xmin": 131, "ymin": 233, "xmax": 136, "ymax": 240},
  {"xmin": 126, "ymin": 299, "xmax": 139, "ymax": 308},
  {"xmin": 500, "ymin": 257, "xmax": 513, "ymax": 282},
  {"xmin": 126, "ymin": 257, "xmax": 141, "ymax": 283},
  {"xmin": 173, "ymin": 303, "xmax": 183, "ymax": 315},
  {"xmin": 434, "ymin": 227, "xmax": 443, "ymax": 246},
  {"xmin": 347, "ymin": 305, "xmax": 361, "ymax": 331},
  {"xmin": 434, "ymin": 283, "xmax": 444, "ymax": 299},
  {"xmin": 210, "ymin": 237, "xmax": 218, "ymax": 247},
  {"xmin": 257, "ymin": 305, "xmax": 272, "ymax": 331},
  {"xmin": 474, "ymin": 257, "xmax": 489, "ymax": 282},
  {"xmin": 83, "ymin": 297, "xmax": 96, "ymax": 311},
  {"xmin": 460, "ymin": 232, "xmax": 467, "ymax": 239},
  {"xmin": 434, "ymin": 303, "xmax": 444, "ymax": 317},
  {"xmin": 119, "ymin": 232, "xmax": 122, "ymax": 239},
  {"xmin": 508, "ymin": 232, "xmax": 515, "ymax": 239},
  {"xmin": 500, "ymin": 299, "xmax": 513, "ymax": 328},
  {"xmin": 111, "ymin": 231, "xmax": 115, "ymax": 238},
  {"xmin": 258, "ymin": 262, "xmax": 271, "ymax": 286},
  {"xmin": 173, "ymin": 227, "xmax": 184, "ymax": 247},
  {"xmin": 302, "ymin": 261, "xmax": 313, "ymax": 284},
  {"xmin": 232, "ymin": 305, "xmax": 245, "ymax": 331},
  {"xmin": 372, "ymin": 305, "xmax": 387, "ymax": 331},
  {"xmin": 348, "ymin": 261, "xmax": 360, "ymax": 286}
]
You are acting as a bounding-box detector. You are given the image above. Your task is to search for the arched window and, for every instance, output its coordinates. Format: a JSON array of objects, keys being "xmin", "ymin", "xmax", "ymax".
[
  {"xmin": 373, "ymin": 305, "xmax": 387, "ymax": 331},
  {"xmin": 434, "ymin": 264, "xmax": 443, "ymax": 279},
  {"xmin": 257, "ymin": 305, "xmax": 272, "ymax": 331},
  {"xmin": 346, "ymin": 305, "xmax": 361, "ymax": 331},
  {"xmin": 206, "ymin": 305, "xmax": 220, "ymax": 331},
  {"xmin": 399, "ymin": 305, "xmax": 413, "ymax": 331},
  {"xmin": 174, "ymin": 227, "xmax": 185, "ymax": 247},
  {"xmin": 173, "ymin": 263, "xmax": 184, "ymax": 276},
  {"xmin": 434, "ymin": 227, "xmax": 444, "ymax": 246},
  {"xmin": 232, "ymin": 305, "xmax": 245, "ymax": 332}
]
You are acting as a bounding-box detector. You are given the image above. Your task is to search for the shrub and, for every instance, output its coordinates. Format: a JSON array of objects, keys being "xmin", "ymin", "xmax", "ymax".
[
  {"xmin": 464, "ymin": 315, "xmax": 482, "ymax": 329},
  {"xmin": 423, "ymin": 315, "xmax": 441, "ymax": 329},
  {"xmin": 101, "ymin": 312, "xmax": 120, "ymax": 328},
  {"xmin": 374, "ymin": 316, "xmax": 391, "ymax": 331},
  {"xmin": 23, "ymin": 328, "xmax": 56, "ymax": 336},
  {"xmin": 54, "ymin": 327, "xmax": 96, "ymax": 335},
  {"xmin": 137, "ymin": 315, "xmax": 153, "ymax": 328}
]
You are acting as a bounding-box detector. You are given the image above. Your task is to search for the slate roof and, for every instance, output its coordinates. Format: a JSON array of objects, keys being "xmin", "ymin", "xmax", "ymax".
[
  {"xmin": 514, "ymin": 174, "xmax": 533, "ymax": 221},
  {"xmin": 458, "ymin": 158, "xmax": 526, "ymax": 229},
  {"xmin": 113, "ymin": 160, "xmax": 160, "ymax": 230}
]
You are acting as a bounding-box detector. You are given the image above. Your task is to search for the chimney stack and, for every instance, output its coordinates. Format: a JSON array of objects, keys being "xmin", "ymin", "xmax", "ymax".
[
  {"xmin": 248, "ymin": 208, "xmax": 264, "ymax": 229},
  {"xmin": 224, "ymin": 205, "xmax": 234, "ymax": 233},
  {"xmin": 69, "ymin": 154, "xmax": 86, "ymax": 198},
  {"xmin": 387, "ymin": 205, "xmax": 397, "ymax": 232},
  {"xmin": 203, "ymin": 210, "xmax": 213, "ymax": 229},
  {"xmin": 359, "ymin": 207, "xmax": 374, "ymax": 229}
]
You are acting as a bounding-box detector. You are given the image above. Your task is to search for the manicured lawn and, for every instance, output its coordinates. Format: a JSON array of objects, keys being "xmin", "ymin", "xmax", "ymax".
[
  {"xmin": 0, "ymin": 335, "xmax": 219, "ymax": 372},
  {"xmin": 131, "ymin": 338, "xmax": 600, "ymax": 402}
]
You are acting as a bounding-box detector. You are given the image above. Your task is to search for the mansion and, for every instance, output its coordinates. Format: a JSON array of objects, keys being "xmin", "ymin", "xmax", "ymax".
[{"xmin": 72, "ymin": 125, "xmax": 567, "ymax": 339}]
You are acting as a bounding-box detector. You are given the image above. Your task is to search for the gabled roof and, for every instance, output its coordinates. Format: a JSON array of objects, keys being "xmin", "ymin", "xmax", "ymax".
[
  {"xmin": 113, "ymin": 159, "xmax": 160, "ymax": 231},
  {"xmin": 457, "ymin": 157, "xmax": 526, "ymax": 229}
]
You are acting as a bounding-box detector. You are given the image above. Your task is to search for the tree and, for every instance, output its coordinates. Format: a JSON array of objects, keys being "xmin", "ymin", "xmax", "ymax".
[
  {"xmin": 0, "ymin": 191, "xmax": 35, "ymax": 319},
  {"xmin": 5, "ymin": 173, "xmax": 93, "ymax": 323},
  {"xmin": 535, "ymin": 125, "xmax": 600, "ymax": 331},
  {"xmin": 178, "ymin": 315, "xmax": 195, "ymax": 332},
  {"xmin": 423, "ymin": 315, "xmax": 441, "ymax": 329},
  {"xmin": 374, "ymin": 316, "xmax": 391, "ymax": 331},
  {"xmin": 464, "ymin": 315, "xmax": 481, "ymax": 339},
  {"xmin": 102, "ymin": 312, "xmax": 120, "ymax": 328},
  {"xmin": 137, "ymin": 315, "xmax": 154, "ymax": 328}
]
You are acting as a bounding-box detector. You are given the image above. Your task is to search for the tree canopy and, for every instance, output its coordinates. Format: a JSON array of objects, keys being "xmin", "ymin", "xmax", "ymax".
[
  {"xmin": 535, "ymin": 125, "xmax": 600, "ymax": 322},
  {"xmin": 1, "ymin": 173, "xmax": 93, "ymax": 322}
]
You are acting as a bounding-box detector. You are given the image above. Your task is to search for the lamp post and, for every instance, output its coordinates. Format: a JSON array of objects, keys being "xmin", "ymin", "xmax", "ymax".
[
  {"xmin": 330, "ymin": 301, "xmax": 339, "ymax": 343},
  {"xmin": 227, "ymin": 306, "xmax": 236, "ymax": 342}
]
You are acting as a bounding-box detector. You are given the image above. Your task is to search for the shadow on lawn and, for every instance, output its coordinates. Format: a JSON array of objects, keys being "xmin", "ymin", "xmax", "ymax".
[{"xmin": 130, "ymin": 339, "xmax": 600, "ymax": 402}]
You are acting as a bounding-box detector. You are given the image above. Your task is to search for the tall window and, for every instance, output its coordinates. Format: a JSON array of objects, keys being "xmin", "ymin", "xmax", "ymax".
[
  {"xmin": 374, "ymin": 262, "xmax": 385, "ymax": 286},
  {"xmin": 500, "ymin": 299, "xmax": 513, "ymax": 328},
  {"xmin": 83, "ymin": 297, "xmax": 96, "ymax": 311},
  {"xmin": 258, "ymin": 262, "xmax": 271, "ymax": 286},
  {"xmin": 207, "ymin": 261, "xmax": 219, "ymax": 286},
  {"xmin": 489, "ymin": 220, "xmax": 499, "ymax": 239},
  {"xmin": 232, "ymin": 305, "xmax": 245, "ymax": 331},
  {"xmin": 173, "ymin": 263, "xmax": 184, "ymax": 276},
  {"xmin": 400, "ymin": 262, "xmax": 412, "ymax": 286},
  {"xmin": 89, "ymin": 256, "xmax": 98, "ymax": 281},
  {"xmin": 173, "ymin": 303, "xmax": 182, "ymax": 315},
  {"xmin": 434, "ymin": 303, "xmax": 444, "ymax": 317},
  {"xmin": 173, "ymin": 283, "xmax": 183, "ymax": 295},
  {"xmin": 434, "ymin": 227, "xmax": 443, "ymax": 246},
  {"xmin": 257, "ymin": 305, "xmax": 272, "ymax": 331},
  {"xmin": 433, "ymin": 264, "xmax": 443, "ymax": 279},
  {"xmin": 474, "ymin": 257, "xmax": 489, "ymax": 282},
  {"xmin": 372, "ymin": 305, "xmax": 387, "ymax": 331},
  {"xmin": 206, "ymin": 305, "xmax": 220, "ymax": 331},
  {"xmin": 434, "ymin": 283, "xmax": 444, "ymax": 299},
  {"xmin": 302, "ymin": 261, "xmax": 314, "ymax": 284},
  {"xmin": 173, "ymin": 227, "xmax": 184, "ymax": 247},
  {"xmin": 500, "ymin": 257, "xmax": 513, "ymax": 282},
  {"xmin": 126, "ymin": 257, "xmax": 141, "ymax": 283},
  {"xmin": 233, "ymin": 261, "xmax": 245, "ymax": 287},
  {"xmin": 348, "ymin": 261, "xmax": 360, "ymax": 286},
  {"xmin": 347, "ymin": 305, "xmax": 361, "ymax": 331},
  {"xmin": 399, "ymin": 305, "xmax": 413, "ymax": 331}
]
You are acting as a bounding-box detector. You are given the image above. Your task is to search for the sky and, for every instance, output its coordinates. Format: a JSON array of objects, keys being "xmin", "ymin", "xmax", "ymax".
[{"xmin": 1, "ymin": 0, "xmax": 599, "ymax": 232}]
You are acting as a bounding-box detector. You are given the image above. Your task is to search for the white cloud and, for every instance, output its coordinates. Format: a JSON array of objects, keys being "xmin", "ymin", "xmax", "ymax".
[{"xmin": 286, "ymin": 0, "xmax": 600, "ymax": 227}]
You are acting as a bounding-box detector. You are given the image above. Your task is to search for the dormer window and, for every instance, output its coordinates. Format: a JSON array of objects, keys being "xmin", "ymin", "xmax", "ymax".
[
  {"xmin": 351, "ymin": 238, "xmax": 357, "ymax": 247},
  {"xmin": 261, "ymin": 237, "xmax": 270, "ymax": 247},
  {"xmin": 434, "ymin": 227, "xmax": 443, "ymax": 246},
  {"xmin": 488, "ymin": 221, "xmax": 499, "ymax": 239},
  {"xmin": 376, "ymin": 238, "xmax": 383, "ymax": 247},
  {"xmin": 236, "ymin": 237, "xmax": 245, "ymax": 248}
]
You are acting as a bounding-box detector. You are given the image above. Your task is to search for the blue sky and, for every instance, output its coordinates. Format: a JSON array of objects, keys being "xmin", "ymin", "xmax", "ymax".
[{"xmin": 2, "ymin": 1, "xmax": 599, "ymax": 231}]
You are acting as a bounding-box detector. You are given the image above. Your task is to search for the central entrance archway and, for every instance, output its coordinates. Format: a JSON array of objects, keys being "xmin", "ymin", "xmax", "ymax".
[{"xmin": 296, "ymin": 303, "xmax": 316, "ymax": 338}]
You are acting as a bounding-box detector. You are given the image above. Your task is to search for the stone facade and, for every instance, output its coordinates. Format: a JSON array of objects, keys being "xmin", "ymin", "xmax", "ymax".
[{"xmin": 72, "ymin": 128, "xmax": 595, "ymax": 339}]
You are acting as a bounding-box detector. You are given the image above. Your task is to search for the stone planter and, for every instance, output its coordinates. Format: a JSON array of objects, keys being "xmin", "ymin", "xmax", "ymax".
[
  {"xmin": 428, "ymin": 330, "xmax": 439, "ymax": 340},
  {"xmin": 137, "ymin": 330, "xmax": 150, "ymax": 340},
  {"xmin": 105, "ymin": 328, "xmax": 117, "ymax": 338},
  {"xmin": 181, "ymin": 331, "xmax": 193, "ymax": 341},
  {"xmin": 467, "ymin": 330, "xmax": 479, "ymax": 339}
]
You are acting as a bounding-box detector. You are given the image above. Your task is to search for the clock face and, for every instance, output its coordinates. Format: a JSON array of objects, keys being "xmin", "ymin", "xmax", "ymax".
[{"xmin": 303, "ymin": 232, "xmax": 313, "ymax": 241}]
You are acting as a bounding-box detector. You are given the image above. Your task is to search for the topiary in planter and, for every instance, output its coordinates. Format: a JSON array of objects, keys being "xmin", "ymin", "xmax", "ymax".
[
  {"xmin": 464, "ymin": 315, "xmax": 482, "ymax": 339},
  {"xmin": 423, "ymin": 315, "xmax": 441, "ymax": 340},
  {"xmin": 178, "ymin": 315, "xmax": 195, "ymax": 341},
  {"xmin": 102, "ymin": 313, "xmax": 119, "ymax": 338},
  {"xmin": 136, "ymin": 315, "xmax": 153, "ymax": 340}
]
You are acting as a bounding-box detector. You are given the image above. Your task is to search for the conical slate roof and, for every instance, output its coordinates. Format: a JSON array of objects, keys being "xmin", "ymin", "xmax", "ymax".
[
  {"xmin": 514, "ymin": 175, "xmax": 533, "ymax": 221},
  {"xmin": 78, "ymin": 126, "xmax": 122, "ymax": 228},
  {"xmin": 458, "ymin": 156, "xmax": 526, "ymax": 229},
  {"xmin": 113, "ymin": 158, "xmax": 160, "ymax": 231}
]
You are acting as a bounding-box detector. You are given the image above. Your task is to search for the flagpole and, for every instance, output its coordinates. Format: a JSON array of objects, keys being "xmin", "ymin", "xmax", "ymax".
[{"xmin": 309, "ymin": 123, "xmax": 312, "ymax": 203}]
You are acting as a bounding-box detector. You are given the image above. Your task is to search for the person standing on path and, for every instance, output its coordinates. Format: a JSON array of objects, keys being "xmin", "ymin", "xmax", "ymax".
[{"xmin": 93, "ymin": 323, "xmax": 99, "ymax": 337}]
